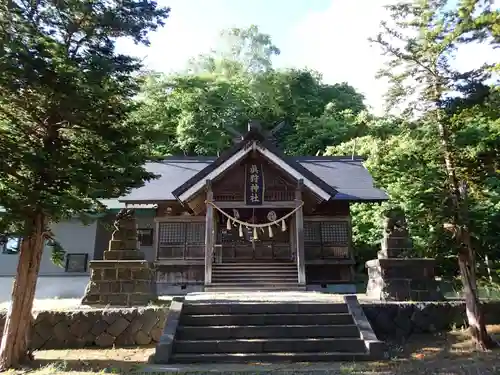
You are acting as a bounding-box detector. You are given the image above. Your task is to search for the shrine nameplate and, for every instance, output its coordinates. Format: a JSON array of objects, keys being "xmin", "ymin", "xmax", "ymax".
[{"xmin": 245, "ymin": 163, "xmax": 264, "ymax": 205}]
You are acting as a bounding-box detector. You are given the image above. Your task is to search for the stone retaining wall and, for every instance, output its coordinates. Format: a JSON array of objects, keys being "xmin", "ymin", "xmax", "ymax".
[
  {"xmin": 1, "ymin": 300, "xmax": 499, "ymax": 350},
  {"xmin": 363, "ymin": 300, "xmax": 500, "ymax": 340},
  {"xmin": 0, "ymin": 307, "xmax": 168, "ymax": 350}
]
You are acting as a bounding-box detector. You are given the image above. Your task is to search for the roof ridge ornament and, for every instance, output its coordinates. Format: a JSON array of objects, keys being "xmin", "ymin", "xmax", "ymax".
[{"xmin": 224, "ymin": 119, "xmax": 288, "ymax": 145}]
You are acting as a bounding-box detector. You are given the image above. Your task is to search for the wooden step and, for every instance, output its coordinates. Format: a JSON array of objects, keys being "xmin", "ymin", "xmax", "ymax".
[{"xmin": 211, "ymin": 275, "xmax": 298, "ymax": 281}]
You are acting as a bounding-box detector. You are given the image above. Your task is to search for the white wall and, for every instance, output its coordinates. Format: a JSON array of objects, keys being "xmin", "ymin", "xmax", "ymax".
[
  {"xmin": 0, "ymin": 219, "xmax": 98, "ymax": 277},
  {"xmin": 0, "ymin": 276, "xmax": 89, "ymax": 303}
]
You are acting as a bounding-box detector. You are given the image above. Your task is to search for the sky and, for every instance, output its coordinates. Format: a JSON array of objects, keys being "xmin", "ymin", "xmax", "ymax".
[{"xmin": 117, "ymin": 0, "xmax": 500, "ymax": 114}]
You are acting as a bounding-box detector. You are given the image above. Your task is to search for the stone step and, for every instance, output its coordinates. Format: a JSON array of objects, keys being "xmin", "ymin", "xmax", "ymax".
[
  {"xmin": 176, "ymin": 324, "xmax": 360, "ymax": 340},
  {"xmin": 174, "ymin": 337, "xmax": 366, "ymax": 354},
  {"xmin": 182, "ymin": 302, "xmax": 349, "ymax": 315},
  {"xmin": 180, "ymin": 313, "xmax": 354, "ymax": 326},
  {"xmin": 171, "ymin": 351, "xmax": 370, "ymax": 363}
]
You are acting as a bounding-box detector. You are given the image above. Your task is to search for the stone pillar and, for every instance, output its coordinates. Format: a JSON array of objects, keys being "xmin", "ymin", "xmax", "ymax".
[
  {"xmin": 82, "ymin": 214, "xmax": 156, "ymax": 306},
  {"xmin": 365, "ymin": 208, "xmax": 443, "ymax": 301}
]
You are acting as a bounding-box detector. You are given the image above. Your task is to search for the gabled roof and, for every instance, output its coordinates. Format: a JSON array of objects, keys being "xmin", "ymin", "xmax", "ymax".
[
  {"xmin": 171, "ymin": 128, "xmax": 337, "ymax": 202},
  {"xmin": 118, "ymin": 155, "xmax": 388, "ymax": 203}
]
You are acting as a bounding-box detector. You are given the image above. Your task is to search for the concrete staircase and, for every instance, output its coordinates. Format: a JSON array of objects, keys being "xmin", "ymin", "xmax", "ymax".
[
  {"xmin": 167, "ymin": 300, "xmax": 385, "ymax": 363},
  {"xmin": 205, "ymin": 262, "xmax": 304, "ymax": 292}
]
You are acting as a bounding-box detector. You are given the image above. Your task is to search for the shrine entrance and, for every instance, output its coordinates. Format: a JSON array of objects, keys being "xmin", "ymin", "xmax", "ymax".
[{"xmin": 214, "ymin": 207, "xmax": 294, "ymax": 263}]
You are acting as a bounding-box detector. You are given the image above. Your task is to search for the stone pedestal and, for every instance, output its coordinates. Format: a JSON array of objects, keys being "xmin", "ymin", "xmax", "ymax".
[
  {"xmin": 365, "ymin": 221, "xmax": 443, "ymax": 301},
  {"xmin": 366, "ymin": 258, "xmax": 443, "ymax": 301},
  {"xmin": 82, "ymin": 216, "xmax": 156, "ymax": 306}
]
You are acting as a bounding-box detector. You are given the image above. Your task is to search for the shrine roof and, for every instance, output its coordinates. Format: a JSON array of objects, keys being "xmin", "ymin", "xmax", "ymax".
[{"xmin": 118, "ymin": 155, "xmax": 389, "ymax": 203}]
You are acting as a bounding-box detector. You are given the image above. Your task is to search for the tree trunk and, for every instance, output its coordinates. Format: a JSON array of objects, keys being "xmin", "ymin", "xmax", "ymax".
[
  {"xmin": 436, "ymin": 118, "xmax": 495, "ymax": 350},
  {"xmin": 458, "ymin": 248, "xmax": 497, "ymax": 350},
  {"xmin": 0, "ymin": 214, "xmax": 46, "ymax": 370}
]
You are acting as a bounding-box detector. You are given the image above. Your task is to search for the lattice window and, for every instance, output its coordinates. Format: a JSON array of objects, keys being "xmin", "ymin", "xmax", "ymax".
[
  {"xmin": 158, "ymin": 221, "xmax": 205, "ymax": 259},
  {"xmin": 187, "ymin": 222, "xmax": 204, "ymax": 244},
  {"xmin": 159, "ymin": 222, "xmax": 186, "ymax": 244},
  {"xmin": 321, "ymin": 222, "xmax": 349, "ymax": 245},
  {"xmin": 304, "ymin": 220, "xmax": 350, "ymax": 259},
  {"xmin": 304, "ymin": 222, "xmax": 321, "ymax": 242}
]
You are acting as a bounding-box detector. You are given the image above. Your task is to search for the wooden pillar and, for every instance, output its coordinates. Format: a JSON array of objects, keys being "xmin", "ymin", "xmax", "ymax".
[
  {"xmin": 204, "ymin": 180, "xmax": 214, "ymax": 285},
  {"xmin": 154, "ymin": 220, "xmax": 160, "ymax": 261},
  {"xmin": 295, "ymin": 179, "xmax": 306, "ymax": 285}
]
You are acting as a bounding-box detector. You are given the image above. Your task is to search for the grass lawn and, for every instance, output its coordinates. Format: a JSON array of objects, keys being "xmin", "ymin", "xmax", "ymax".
[{"xmin": 3, "ymin": 325, "xmax": 500, "ymax": 374}]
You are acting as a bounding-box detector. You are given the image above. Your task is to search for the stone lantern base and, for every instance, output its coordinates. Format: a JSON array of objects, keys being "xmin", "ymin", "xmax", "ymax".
[{"xmin": 365, "ymin": 258, "xmax": 443, "ymax": 301}]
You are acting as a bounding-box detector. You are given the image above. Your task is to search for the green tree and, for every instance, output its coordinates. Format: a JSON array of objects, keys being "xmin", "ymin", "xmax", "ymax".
[
  {"xmin": 372, "ymin": 0, "xmax": 498, "ymax": 348},
  {"xmin": 136, "ymin": 69, "xmax": 366, "ymax": 156},
  {"xmin": 187, "ymin": 25, "xmax": 280, "ymax": 74},
  {"xmin": 0, "ymin": 0, "xmax": 169, "ymax": 369}
]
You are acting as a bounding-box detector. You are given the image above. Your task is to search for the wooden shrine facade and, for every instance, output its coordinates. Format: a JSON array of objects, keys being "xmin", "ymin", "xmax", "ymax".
[{"xmin": 120, "ymin": 121, "xmax": 388, "ymax": 292}]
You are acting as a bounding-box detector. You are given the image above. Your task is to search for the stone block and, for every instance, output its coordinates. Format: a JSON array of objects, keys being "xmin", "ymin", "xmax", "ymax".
[
  {"xmin": 132, "ymin": 269, "xmax": 152, "ymax": 281},
  {"xmin": 135, "ymin": 330, "xmax": 152, "ymax": 345},
  {"xmin": 126, "ymin": 317, "xmax": 144, "ymax": 336},
  {"xmin": 109, "ymin": 240, "xmax": 125, "ymax": 251},
  {"xmin": 381, "ymin": 236, "xmax": 411, "ymax": 250},
  {"xmin": 91, "ymin": 320, "xmax": 109, "ymax": 336},
  {"xmin": 69, "ymin": 316, "xmax": 92, "ymax": 338},
  {"xmin": 53, "ymin": 321, "xmax": 70, "ymax": 342},
  {"xmin": 104, "ymin": 250, "xmax": 144, "ymax": 261},
  {"xmin": 30, "ymin": 331, "xmax": 48, "ymax": 350},
  {"xmin": 139, "ymin": 310, "xmax": 161, "ymax": 333},
  {"xmin": 117, "ymin": 268, "xmax": 132, "ymax": 280},
  {"xmin": 103, "ymin": 268, "xmax": 117, "ymax": 280},
  {"xmin": 151, "ymin": 327, "xmax": 162, "ymax": 342},
  {"xmin": 33, "ymin": 320, "xmax": 53, "ymax": 342},
  {"xmin": 107, "ymin": 317, "xmax": 130, "ymax": 337},
  {"xmin": 95, "ymin": 332, "xmax": 116, "ymax": 347},
  {"xmin": 129, "ymin": 294, "xmax": 154, "ymax": 306},
  {"xmin": 107, "ymin": 294, "xmax": 129, "ymax": 306},
  {"xmin": 121, "ymin": 281, "xmax": 136, "ymax": 293},
  {"xmin": 115, "ymin": 330, "xmax": 137, "ymax": 346},
  {"xmin": 90, "ymin": 269, "xmax": 102, "ymax": 280},
  {"xmin": 113, "ymin": 228, "xmax": 137, "ymax": 242},
  {"xmin": 378, "ymin": 247, "xmax": 414, "ymax": 259}
]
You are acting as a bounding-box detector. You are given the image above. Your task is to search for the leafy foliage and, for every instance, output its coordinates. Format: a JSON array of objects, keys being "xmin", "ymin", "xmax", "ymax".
[{"xmin": 0, "ymin": 0, "xmax": 170, "ymax": 236}]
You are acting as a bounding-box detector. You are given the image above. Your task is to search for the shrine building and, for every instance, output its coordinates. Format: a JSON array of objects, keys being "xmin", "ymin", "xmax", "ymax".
[{"xmin": 118, "ymin": 121, "xmax": 388, "ymax": 293}]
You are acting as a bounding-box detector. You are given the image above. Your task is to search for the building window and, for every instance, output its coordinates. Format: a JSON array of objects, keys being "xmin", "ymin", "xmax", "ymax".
[
  {"xmin": 304, "ymin": 220, "xmax": 350, "ymax": 259},
  {"xmin": 138, "ymin": 228, "xmax": 154, "ymax": 246},
  {"xmin": 1, "ymin": 236, "xmax": 21, "ymax": 254},
  {"xmin": 157, "ymin": 221, "xmax": 205, "ymax": 259},
  {"xmin": 65, "ymin": 253, "xmax": 89, "ymax": 273}
]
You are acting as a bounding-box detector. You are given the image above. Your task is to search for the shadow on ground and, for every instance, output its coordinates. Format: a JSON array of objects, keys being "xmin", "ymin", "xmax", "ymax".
[{"xmin": 4, "ymin": 326, "xmax": 500, "ymax": 374}]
